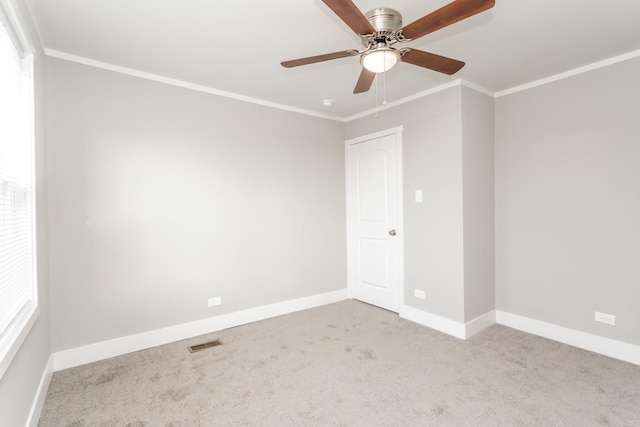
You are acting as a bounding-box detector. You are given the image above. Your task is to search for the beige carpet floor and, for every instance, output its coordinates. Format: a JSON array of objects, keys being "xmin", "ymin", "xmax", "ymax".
[{"xmin": 39, "ymin": 300, "xmax": 640, "ymax": 426}]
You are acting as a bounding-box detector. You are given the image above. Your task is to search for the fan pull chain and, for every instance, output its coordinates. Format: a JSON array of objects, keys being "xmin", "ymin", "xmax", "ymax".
[
  {"xmin": 375, "ymin": 70, "xmax": 379, "ymax": 119},
  {"xmin": 383, "ymin": 50, "xmax": 389, "ymax": 109},
  {"xmin": 383, "ymin": 66, "xmax": 387, "ymax": 106}
]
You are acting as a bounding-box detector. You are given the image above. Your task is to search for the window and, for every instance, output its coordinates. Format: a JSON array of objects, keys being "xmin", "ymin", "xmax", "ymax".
[{"xmin": 0, "ymin": 0, "xmax": 37, "ymax": 380}]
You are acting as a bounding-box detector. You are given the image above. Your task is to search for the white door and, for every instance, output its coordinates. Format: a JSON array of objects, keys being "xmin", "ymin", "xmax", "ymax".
[{"xmin": 346, "ymin": 128, "xmax": 403, "ymax": 312}]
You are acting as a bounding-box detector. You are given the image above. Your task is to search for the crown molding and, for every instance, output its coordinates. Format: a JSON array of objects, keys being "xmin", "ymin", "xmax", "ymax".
[
  {"xmin": 45, "ymin": 47, "xmax": 640, "ymax": 119},
  {"xmin": 495, "ymin": 49, "xmax": 640, "ymax": 98},
  {"xmin": 45, "ymin": 48, "xmax": 345, "ymax": 122},
  {"xmin": 344, "ymin": 79, "xmax": 464, "ymax": 122}
]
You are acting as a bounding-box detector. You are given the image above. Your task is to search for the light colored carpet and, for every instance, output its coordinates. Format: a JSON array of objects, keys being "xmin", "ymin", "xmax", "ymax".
[{"xmin": 39, "ymin": 300, "xmax": 640, "ymax": 426}]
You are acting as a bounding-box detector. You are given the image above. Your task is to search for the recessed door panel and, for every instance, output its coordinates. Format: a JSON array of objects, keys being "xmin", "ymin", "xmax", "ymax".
[
  {"xmin": 357, "ymin": 150, "xmax": 388, "ymax": 223},
  {"xmin": 358, "ymin": 237, "xmax": 389, "ymax": 289}
]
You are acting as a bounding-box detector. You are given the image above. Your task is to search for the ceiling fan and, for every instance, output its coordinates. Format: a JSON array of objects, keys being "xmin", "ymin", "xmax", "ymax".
[{"xmin": 281, "ymin": 0, "xmax": 495, "ymax": 94}]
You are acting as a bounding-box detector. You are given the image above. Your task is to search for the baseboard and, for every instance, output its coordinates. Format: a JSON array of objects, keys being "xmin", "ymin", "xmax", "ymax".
[
  {"xmin": 400, "ymin": 305, "xmax": 467, "ymax": 339},
  {"xmin": 399, "ymin": 305, "xmax": 495, "ymax": 339},
  {"xmin": 465, "ymin": 310, "xmax": 496, "ymax": 338},
  {"xmin": 496, "ymin": 310, "xmax": 640, "ymax": 366},
  {"xmin": 53, "ymin": 289, "xmax": 348, "ymax": 371},
  {"xmin": 26, "ymin": 355, "xmax": 54, "ymax": 427}
]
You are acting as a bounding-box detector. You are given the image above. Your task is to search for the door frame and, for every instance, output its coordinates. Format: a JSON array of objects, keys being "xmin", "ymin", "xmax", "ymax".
[{"xmin": 345, "ymin": 126, "xmax": 405, "ymax": 311}]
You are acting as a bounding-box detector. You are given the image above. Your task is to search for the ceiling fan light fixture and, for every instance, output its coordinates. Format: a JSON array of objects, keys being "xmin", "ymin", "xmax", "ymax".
[
  {"xmin": 361, "ymin": 47, "xmax": 399, "ymax": 73},
  {"xmin": 281, "ymin": 0, "xmax": 496, "ymax": 93}
]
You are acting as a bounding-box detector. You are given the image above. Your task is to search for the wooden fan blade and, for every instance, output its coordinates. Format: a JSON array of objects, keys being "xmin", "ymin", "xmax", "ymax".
[
  {"xmin": 281, "ymin": 50, "xmax": 356, "ymax": 68},
  {"xmin": 322, "ymin": 0, "xmax": 375, "ymax": 35},
  {"xmin": 401, "ymin": 49, "xmax": 465, "ymax": 75},
  {"xmin": 354, "ymin": 68, "xmax": 376, "ymax": 93},
  {"xmin": 400, "ymin": 0, "xmax": 495, "ymax": 41}
]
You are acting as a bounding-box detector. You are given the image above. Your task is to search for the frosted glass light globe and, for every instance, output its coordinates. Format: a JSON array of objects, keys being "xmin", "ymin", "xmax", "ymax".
[{"xmin": 361, "ymin": 48, "xmax": 399, "ymax": 73}]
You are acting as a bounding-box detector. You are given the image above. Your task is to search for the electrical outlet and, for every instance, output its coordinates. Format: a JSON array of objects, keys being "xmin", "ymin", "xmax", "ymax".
[
  {"xmin": 208, "ymin": 296, "xmax": 222, "ymax": 307},
  {"xmin": 414, "ymin": 289, "xmax": 426, "ymax": 300},
  {"xmin": 594, "ymin": 311, "xmax": 615, "ymax": 326}
]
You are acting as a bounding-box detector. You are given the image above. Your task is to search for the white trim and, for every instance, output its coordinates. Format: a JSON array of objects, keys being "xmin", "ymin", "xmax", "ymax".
[
  {"xmin": 42, "ymin": 47, "xmax": 640, "ymax": 119},
  {"xmin": 344, "ymin": 80, "xmax": 462, "ymax": 122},
  {"xmin": 343, "ymin": 79, "xmax": 494, "ymax": 122},
  {"xmin": 344, "ymin": 125, "xmax": 404, "ymax": 145},
  {"xmin": 0, "ymin": 0, "xmax": 35, "ymax": 55},
  {"xmin": 460, "ymin": 79, "xmax": 494, "ymax": 98},
  {"xmin": 0, "ymin": 306, "xmax": 39, "ymax": 380},
  {"xmin": 396, "ymin": 130, "xmax": 405, "ymax": 310},
  {"xmin": 400, "ymin": 305, "xmax": 467, "ymax": 339},
  {"xmin": 399, "ymin": 306, "xmax": 640, "ymax": 365},
  {"xmin": 495, "ymin": 49, "xmax": 640, "ymax": 98},
  {"xmin": 44, "ymin": 49, "xmax": 345, "ymax": 123},
  {"xmin": 26, "ymin": 355, "xmax": 54, "ymax": 427},
  {"xmin": 45, "ymin": 48, "xmax": 468, "ymax": 124},
  {"xmin": 400, "ymin": 306, "xmax": 496, "ymax": 339},
  {"xmin": 464, "ymin": 310, "xmax": 496, "ymax": 338},
  {"xmin": 53, "ymin": 289, "xmax": 348, "ymax": 371},
  {"xmin": 0, "ymin": 0, "xmax": 38, "ymax": 380},
  {"xmin": 345, "ymin": 126, "xmax": 404, "ymax": 313},
  {"xmin": 496, "ymin": 310, "xmax": 640, "ymax": 366}
]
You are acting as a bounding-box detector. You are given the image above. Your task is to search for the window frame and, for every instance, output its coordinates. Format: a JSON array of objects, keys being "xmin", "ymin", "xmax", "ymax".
[{"xmin": 0, "ymin": 0, "xmax": 39, "ymax": 381}]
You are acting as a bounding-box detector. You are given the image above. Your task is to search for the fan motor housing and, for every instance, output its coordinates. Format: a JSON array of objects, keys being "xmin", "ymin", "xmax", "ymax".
[{"xmin": 365, "ymin": 8, "xmax": 403, "ymax": 36}]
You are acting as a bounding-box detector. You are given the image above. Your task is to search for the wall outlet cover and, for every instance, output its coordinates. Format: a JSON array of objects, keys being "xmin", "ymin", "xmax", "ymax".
[
  {"xmin": 594, "ymin": 311, "xmax": 615, "ymax": 326},
  {"xmin": 208, "ymin": 296, "xmax": 222, "ymax": 307},
  {"xmin": 414, "ymin": 289, "xmax": 426, "ymax": 299}
]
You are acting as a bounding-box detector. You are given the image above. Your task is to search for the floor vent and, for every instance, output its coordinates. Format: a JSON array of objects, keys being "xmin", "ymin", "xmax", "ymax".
[{"xmin": 188, "ymin": 339, "xmax": 223, "ymax": 353}]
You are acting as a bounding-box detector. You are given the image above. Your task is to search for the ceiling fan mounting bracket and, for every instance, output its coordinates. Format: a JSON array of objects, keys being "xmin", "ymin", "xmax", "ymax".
[
  {"xmin": 358, "ymin": 7, "xmax": 405, "ymax": 48},
  {"xmin": 365, "ymin": 8, "xmax": 402, "ymax": 34}
]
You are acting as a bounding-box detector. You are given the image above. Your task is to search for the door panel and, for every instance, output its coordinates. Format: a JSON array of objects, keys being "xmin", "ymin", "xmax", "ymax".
[
  {"xmin": 357, "ymin": 150, "xmax": 388, "ymax": 222},
  {"xmin": 358, "ymin": 237, "xmax": 389, "ymax": 289}
]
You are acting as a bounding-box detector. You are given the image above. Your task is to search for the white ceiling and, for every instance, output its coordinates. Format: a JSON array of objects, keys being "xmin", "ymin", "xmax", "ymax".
[{"xmin": 26, "ymin": 0, "xmax": 640, "ymax": 119}]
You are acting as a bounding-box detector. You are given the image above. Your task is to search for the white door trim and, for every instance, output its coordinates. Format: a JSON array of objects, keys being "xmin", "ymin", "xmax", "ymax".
[{"xmin": 345, "ymin": 126, "xmax": 404, "ymax": 311}]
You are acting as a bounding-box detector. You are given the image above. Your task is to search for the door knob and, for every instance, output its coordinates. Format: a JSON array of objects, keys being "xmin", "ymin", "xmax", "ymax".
[{"xmin": 389, "ymin": 229, "xmax": 397, "ymax": 236}]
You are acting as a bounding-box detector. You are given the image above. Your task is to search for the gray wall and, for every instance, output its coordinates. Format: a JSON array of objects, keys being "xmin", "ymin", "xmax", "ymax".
[
  {"xmin": 346, "ymin": 86, "xmax": 496, "ymax": 324},
  {"xmin": 346, "ymin": 87, "xmax": 467, "ymax": 322},
  {"xmin": 461, "ymin": 87, "xmax": 495, "ymax": 321},
  {"xmin": 46, "ymin": 58, "xmax": 347, "ymax": 352},
  {"xmin": 495, "ymin": 57, "xmax": 640, "ymax": 345},
  {"xmin": 0, "ymin": 0, "xmax": 51, "ymax": 425}
]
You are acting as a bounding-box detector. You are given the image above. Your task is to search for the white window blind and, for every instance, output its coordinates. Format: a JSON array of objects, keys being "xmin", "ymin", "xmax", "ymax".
[{"xmin": 0, "ymin": 0, "xmax": 37, "ymax": 378}]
